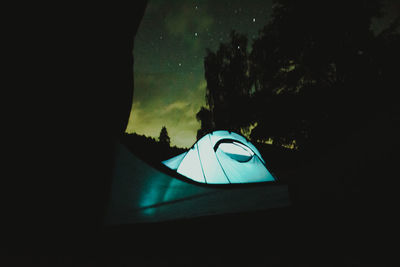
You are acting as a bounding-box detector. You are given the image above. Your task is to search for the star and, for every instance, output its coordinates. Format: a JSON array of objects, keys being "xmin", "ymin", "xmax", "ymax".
[
  {"xmin": 252, "ymin": 18, "xmax": 256, "ymax": 22},
  {"xmin": 178, "ymin": 63, "xmax": 182, "ymax": 67},
  {"xmin": 194, "ymin": 32, "xmax": 198, "ymax": 37}
]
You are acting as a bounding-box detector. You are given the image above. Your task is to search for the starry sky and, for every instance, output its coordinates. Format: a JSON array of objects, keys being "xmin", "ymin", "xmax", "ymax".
[
  {"xmin": 126, "ymin": 0, "xmax": 274, "ymax": 148},
  {"xmin": 126, "ymin": 0, "xmax": 399, "ymax": 148}
]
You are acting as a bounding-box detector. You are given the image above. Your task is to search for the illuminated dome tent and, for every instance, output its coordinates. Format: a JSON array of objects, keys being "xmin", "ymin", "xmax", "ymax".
[{"xmin": 162, "ymin": 130, "xmax": 275, "ymax": 184}]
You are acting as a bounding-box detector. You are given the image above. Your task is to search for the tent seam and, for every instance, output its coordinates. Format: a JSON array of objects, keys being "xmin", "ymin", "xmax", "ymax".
[{"xmin": 196, "ymin": 143, "xmax": 207, "ymax": 184}]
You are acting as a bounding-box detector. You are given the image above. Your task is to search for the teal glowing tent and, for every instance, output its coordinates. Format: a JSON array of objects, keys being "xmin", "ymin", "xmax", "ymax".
[
  {"xmin": 106, "ymin": 139, "xmax": 289, "ymax": 224},
  {"xmin": 162, "ymin": 130, "xmax": 275, "ymax": 184}
]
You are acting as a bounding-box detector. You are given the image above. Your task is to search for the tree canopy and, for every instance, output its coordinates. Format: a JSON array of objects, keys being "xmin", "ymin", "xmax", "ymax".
[
  {"xmin": 197, "ymin": 0, "xmax": 399, "ymax": 151},
  {"xmin": 197, "ymin": 31, "xmax": 252, "ymax": 138}
]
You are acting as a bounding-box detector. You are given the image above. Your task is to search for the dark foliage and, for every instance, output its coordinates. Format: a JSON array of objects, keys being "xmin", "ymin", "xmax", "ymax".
[
  {"xmin": 197, "ymin": 0, "xmax": 400, "ymax": 156},
  {"xmin": 249, "ymin": 0, "xmax": 388, "ymax": 151},
  {"xmin": 197, "ymin": 31, "xmax": 252, "ymax": 136}
]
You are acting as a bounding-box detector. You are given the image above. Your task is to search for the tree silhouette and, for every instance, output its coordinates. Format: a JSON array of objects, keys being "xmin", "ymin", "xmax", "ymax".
[
  {"xmin": 196, "ymin": 107, "xmax": 213, "ymax": 139},
  {"xmin": 195, "ymin": 0, "xmax": 398, "ymax": 153},
  {"xmin": 159, "ymin": 126, "xmax": 170, "ymax": 146},
  {"xmin": 197, "ymin": 31, "xmax": 252, "ymax": 136},
  {"xmin": 249, "ymin": 0, "xmax": 385, "ymax": 150}
]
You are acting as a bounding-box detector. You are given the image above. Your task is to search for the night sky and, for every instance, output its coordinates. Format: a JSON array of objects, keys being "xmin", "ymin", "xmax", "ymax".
[
  {"xmin": 126, "ymin": 0, "xmax": 399, "ymax": 148},
  {"xmin": 126, "ymin": 0, "xmax": 273, "ymax": 147}
]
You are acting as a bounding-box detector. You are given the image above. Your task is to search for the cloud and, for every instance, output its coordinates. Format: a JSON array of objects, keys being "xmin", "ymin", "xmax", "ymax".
[
  {"xmin": 163, "ymin": 101, "xmax": 190, "ymax": 113},
  {"xmin": 126, "ymin": 72, "xmax": 207, "ymax": 148},
  {"xmin": 126, "ymin": 99, "xmax": 202, "ymax": 148}
]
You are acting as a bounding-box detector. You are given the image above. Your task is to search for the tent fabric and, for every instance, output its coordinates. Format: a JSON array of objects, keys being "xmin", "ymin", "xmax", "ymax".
[
  {"xmin": 162, "ymin": 130, "xmax": 275, "ymax": 184},
  {"xmin": 162, "ymin": 151, "xmax": 187, "ymax": 171},
  {"xmin": 105, "ymin": 142, "xmax": 290, "ymax": 224}
]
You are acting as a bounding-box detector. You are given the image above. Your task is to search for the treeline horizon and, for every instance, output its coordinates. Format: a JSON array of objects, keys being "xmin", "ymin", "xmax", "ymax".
[
  {"xmin": 122, "ymin": 127, "xmax": 186, "ymax": 162},
  {"xmin": 122, "ymin": 127, "xmax": 301, "ymax": 172}
]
